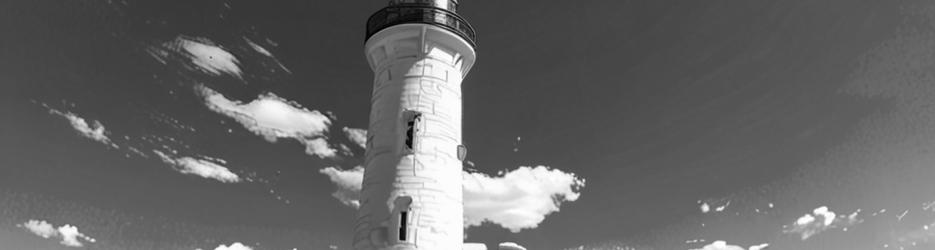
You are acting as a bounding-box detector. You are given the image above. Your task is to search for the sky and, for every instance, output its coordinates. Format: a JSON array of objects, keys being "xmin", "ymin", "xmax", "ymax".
[{"xmin": 2, "ymin": 0, "xmax": 935, "ymax": 249}]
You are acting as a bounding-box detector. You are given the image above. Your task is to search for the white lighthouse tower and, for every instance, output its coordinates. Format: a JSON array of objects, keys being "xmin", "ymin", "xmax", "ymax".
[{"xmin": 354, "ymin": 0, "xmax": 477, "ymax": 249}]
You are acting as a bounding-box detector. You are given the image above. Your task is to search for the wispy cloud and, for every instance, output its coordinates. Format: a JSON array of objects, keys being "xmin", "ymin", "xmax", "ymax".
[
  {"xmin": 243, "ymin": 37, "xmax": 292, "ymax": 74},
  {"xmin": 148, "ymin": 36, "xmax": 242, "ymax": 78},
  {"xmin": 244, "ymin": 38, "xmax": 272, "ymax": 57},
  {"xmin": 320, "ymin": 165, "xmax": 585, "ymax": 232},
  {"xmin": 17, "ymin": 220, "xmax": 97, "ymax": 247},
  {"xmin": 42, "ymin": 105, "xmax": 118, "ymax": 148},
  {"xmin": 783, "ymin": 206, "xmax": 862, "ymax": 240},
  {"xmin": 690, "ymin": 241, "xmax": 769, "ymax": 250},
  {"xmin": 197, "ymin": 86, "xmax": 338, "ymax": 159},
  {"xmin": 154, "ymin": 150, "xmax": 241, "ymax": 183},
  {"xmin": 319, "ymin": 166, "xmax": 363, "ymax": 208}
]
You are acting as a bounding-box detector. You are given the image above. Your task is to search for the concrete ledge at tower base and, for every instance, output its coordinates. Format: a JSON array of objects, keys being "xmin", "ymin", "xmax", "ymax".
[{"xmin": 463, "ymin": 243, "xmax": 487, "ymax": 250}]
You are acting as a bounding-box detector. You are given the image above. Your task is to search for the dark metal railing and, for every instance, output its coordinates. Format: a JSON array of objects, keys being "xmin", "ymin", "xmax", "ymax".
[{"xmin": 366, "ymin": 5, "xmax": 476, "ymax": 48}]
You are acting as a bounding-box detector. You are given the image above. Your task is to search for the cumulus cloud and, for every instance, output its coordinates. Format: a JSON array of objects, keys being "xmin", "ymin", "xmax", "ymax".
[
  {"xmin": 148, "ymin": 36, "xmax": 242, "ymax": 77},
  {"xmin": 197, "ymin": 86, "xmax": 338, "ymax": 158},
  {"xmin": 783, "ymin": 206, "xmax": 862, "ymax": 240},
  {"xmin": 19, "ymin": 220, "xmax": 57, "ymax": 239},
  {"xmin": 319, "ymin": 166, "xmax": 364, "ymax": 208},
  {"xmin": 154, "ymin": 150, "xmax": 241, "ymax": 183},
  {"xmin": 43, "ymin": 106, "xmax": 118, "ymax": 148},
  {"xmin": 343, "ymin": 127, "xmax": 367, "ymax": 149},
  {"xmin": 213, "ymin": 242, "xmax": 253, "ymax": 250},
  {"xmin": 17, "ymin": 220, "xmax": 96, "ymax": 247},
  {"xmin": 319, "ymin": 166, "xmax": 585, "ymax": 232},
  {"xmin": 462, "ymin": 166, "xmax": 585, "ymax": 232}
]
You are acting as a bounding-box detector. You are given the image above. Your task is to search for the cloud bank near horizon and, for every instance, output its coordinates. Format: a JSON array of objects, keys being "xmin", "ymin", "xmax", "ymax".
[{"xmin": 690, "ymin": 241, "xmax": 769, "ymax": 250}]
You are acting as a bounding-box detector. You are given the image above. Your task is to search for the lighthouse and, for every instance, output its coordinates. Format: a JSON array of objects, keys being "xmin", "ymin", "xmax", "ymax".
[{"xmin": 354, "ymin": 0, "xmax": 477, "ymax": 249}]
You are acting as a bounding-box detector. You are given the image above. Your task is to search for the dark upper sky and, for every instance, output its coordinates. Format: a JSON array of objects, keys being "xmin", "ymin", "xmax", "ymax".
[{"xmin": 2, "ymin": 0, "xmax": 935, "ymax": 249}]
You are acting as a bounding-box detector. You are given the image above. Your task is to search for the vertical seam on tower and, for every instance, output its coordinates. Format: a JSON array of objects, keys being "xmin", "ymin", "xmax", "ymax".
[{"xmin": 420, "ymin": 25, "xmax": 427, "ymax": 55}]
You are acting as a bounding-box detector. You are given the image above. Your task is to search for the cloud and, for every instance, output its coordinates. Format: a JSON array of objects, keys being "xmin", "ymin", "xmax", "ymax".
[
  {"xmin": 783, "ymin": 206, "xmax": 862, "ymax": 240},
  {"xmin": 244, "ymin": 38, "xmax": 272, "ymax": 57},
  {"xmin": 698, "ymin": 199, "xmax": 731, "ymax": 214},
  {"xmin": 154, "ymin": 150, "xmax": 241, "ymax": 183},
  {"xmin": 924, "ymin": 201, "xmax": 935, "ymax": 212},
  {"xmin": 319, "ymin": 166, "xmax": 364, "ymax": 208},
  {"xmin": 319, "ymin": 166, "xmax": 585, "ymax": 232},
  {"xmin": 57, "ymin": 224, "xmax": 96, "ymax": 247},
  {"xmin": 461, "ymin": 166, "xmax": 585, "ymax": 232},
  {"xmin": 197, "ymin": 86, "xmax": 338, "ymax": 158},
  {"xmin": 564, "ymin": 241, "xmax": 651, "ymax": 250},
  {"xmin": 343, "ymin": 127, "xmax": 367, "ymax": 149},
  {"xmin": 17, "ymin": 220, "xmax": 97, "ymax": 247},
  {"xmin": 44, "ymin": 106, "xmax": 118, "ymax": 148},
  {"xmin": 148, "ymin": 36, "xmax": 242, "ymax": 77},
  {"xmin": 691, "ymin": 241, "xmax": 744, "ymax": 250},
  {"xmin": 19, "ymin": 220, "xmax": 57, "ymax": 239},
  {"xmin": 243, "ymin": 37, "xmax": 292, "ymax": 74},
  {"xmin": 690, "ymin": 241, "xmax": 768, "ymax": 250},
  {"xmin": 214, "ymin": 242, "xmax": 253, "ymax": 250},
  {"xmin": 748, "ymin": 243, "xmax": 770, "ymax": 250},
  {"xmin": 498, "ymin": 242, "xmax": 528, "ymax": 250}
]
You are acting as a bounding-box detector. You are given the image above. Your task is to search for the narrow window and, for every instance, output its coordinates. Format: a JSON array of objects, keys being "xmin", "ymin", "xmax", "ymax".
[
  {"xmin": 405, "ymin": 120, "xmax": 415, "ymax": 149},
  {"xmin": 403, "ymin": 112, "xmax": 422, "ymax": 152},
  {"xmin": 398, "ymin": 211, "xmax": 408, "ymax": 241}
]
